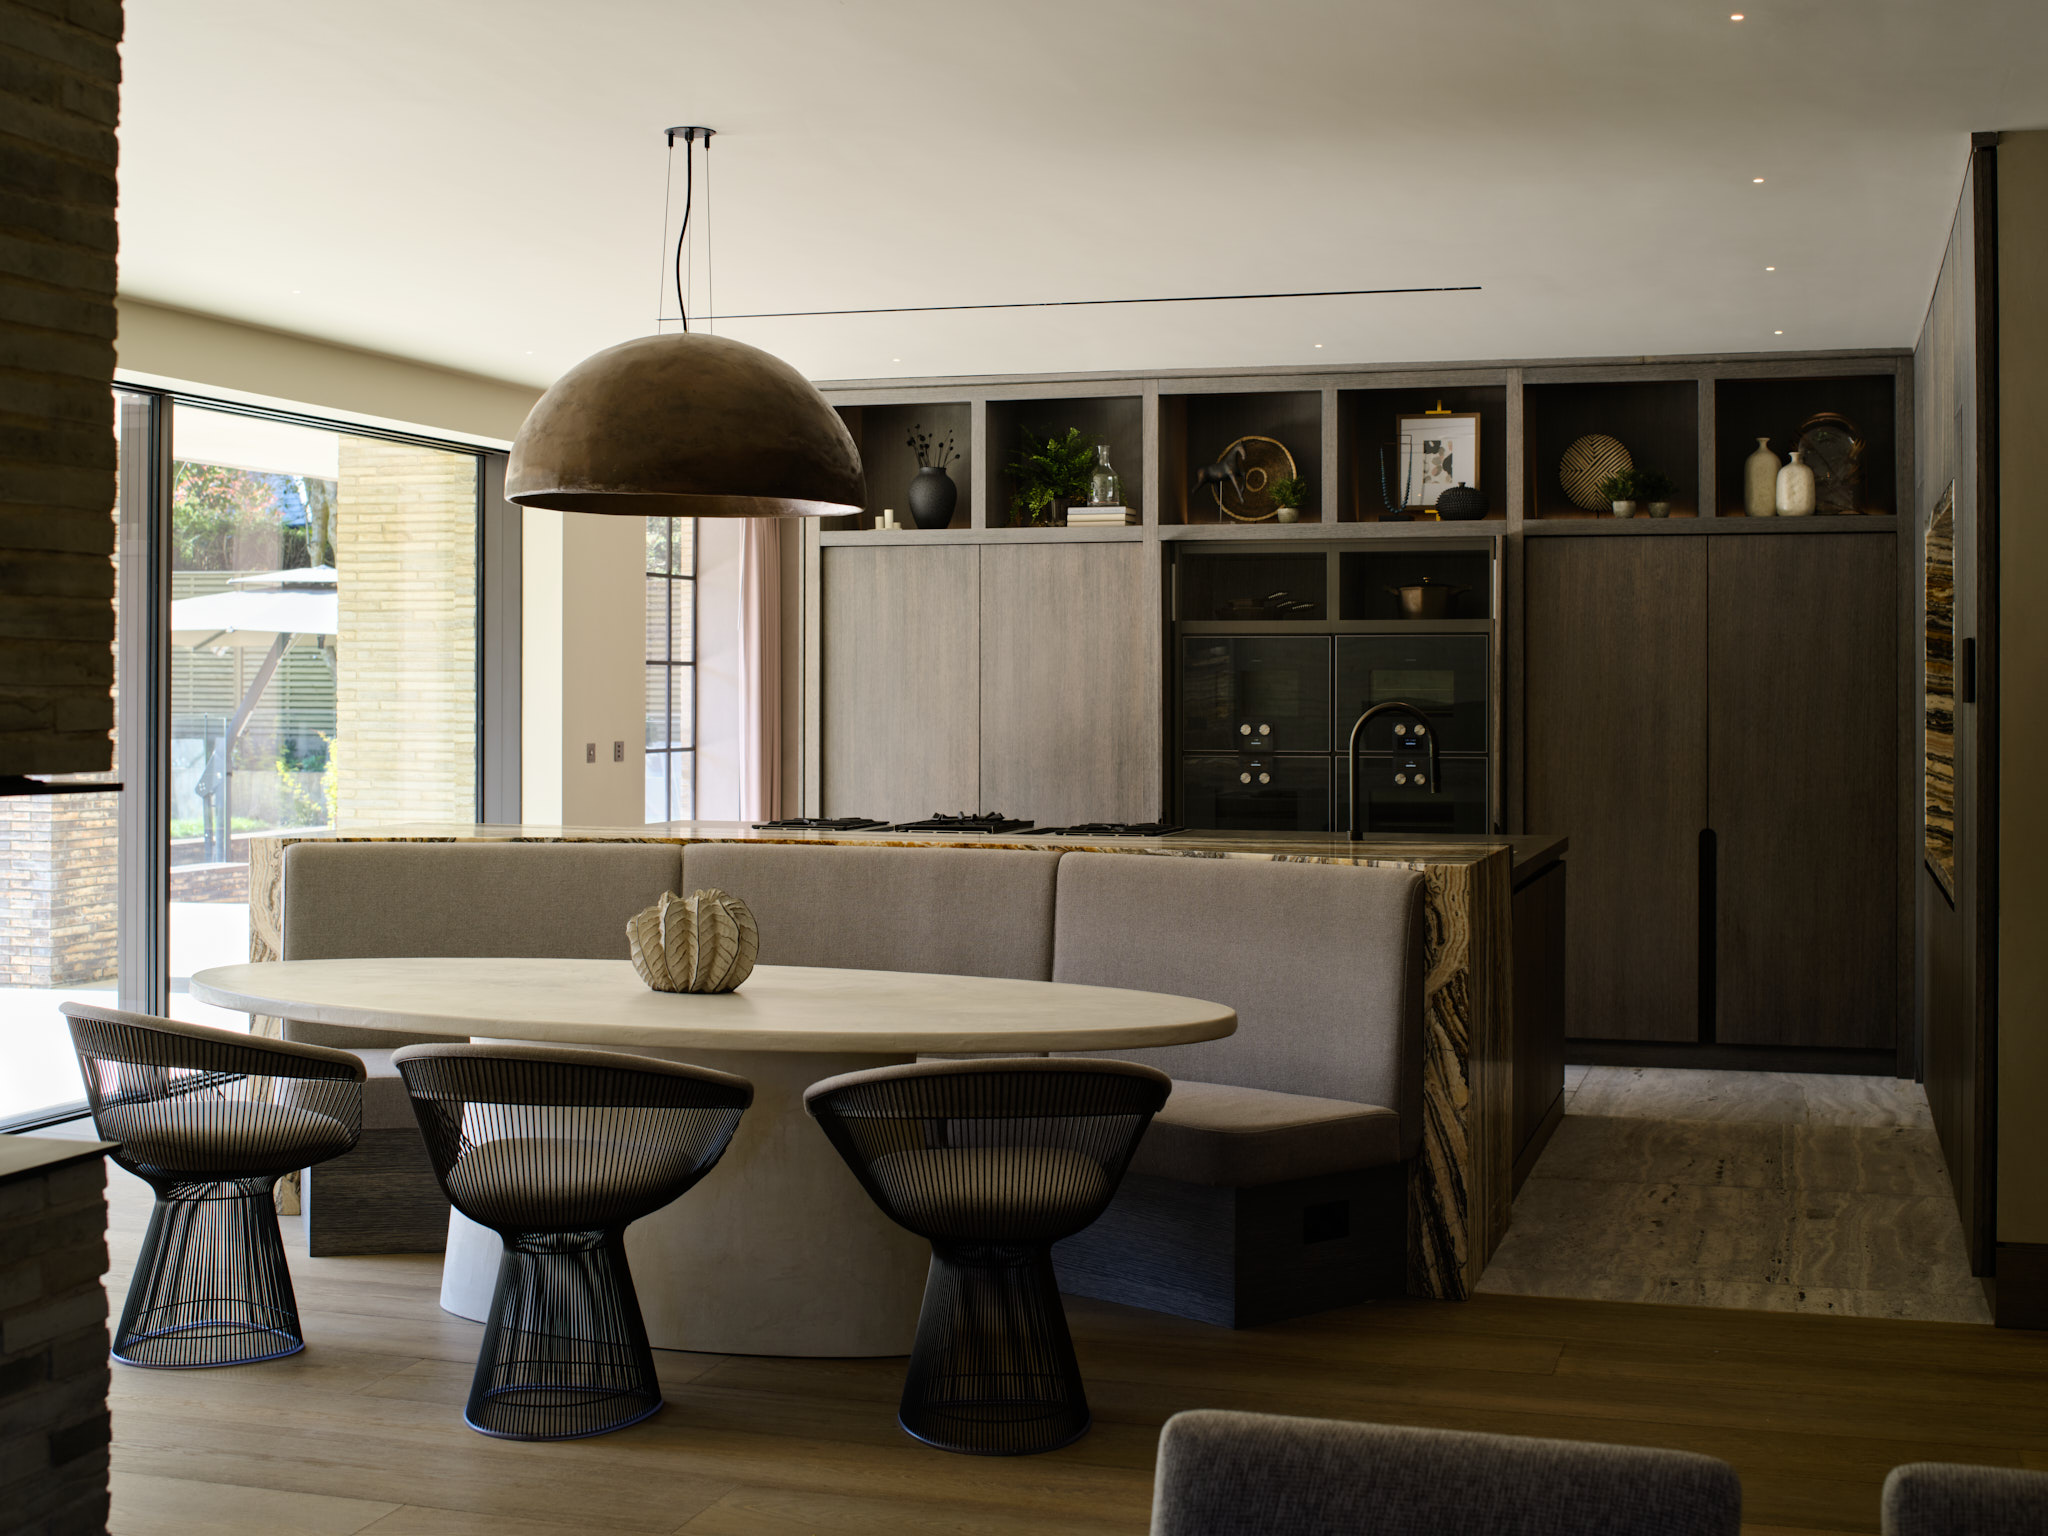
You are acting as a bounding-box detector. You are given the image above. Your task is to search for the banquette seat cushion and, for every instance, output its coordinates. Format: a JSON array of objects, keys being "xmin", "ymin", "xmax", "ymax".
[
  {"xmin": 1052, "ymin": 851, "xmax": 1427, "ymax": 1172},
  {"xmin": 681, "ymin": 841, "xmax": 1062, "ymax": 981}
]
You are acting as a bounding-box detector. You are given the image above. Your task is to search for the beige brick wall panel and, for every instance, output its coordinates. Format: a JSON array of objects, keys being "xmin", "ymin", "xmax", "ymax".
[{"xmin": 0, "ymin": 507, "xmax": 113, "ymax": 554}]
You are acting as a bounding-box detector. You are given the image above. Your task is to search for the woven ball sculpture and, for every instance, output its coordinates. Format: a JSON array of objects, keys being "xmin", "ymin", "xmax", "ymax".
[{"xmin": 627, "ymin": 888, "xmax": 759, "ymax": 993}]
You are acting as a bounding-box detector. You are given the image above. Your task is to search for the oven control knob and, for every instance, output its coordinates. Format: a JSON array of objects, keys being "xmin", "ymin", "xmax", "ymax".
[
  {"xmin": 1414, "ymin": 724, "xmax": 1427, "ymax": 736},
  {"xmin": 1239, "ymin": 723, "xmax": 1251, "ymax": 736},
  {"xmin": 1413, "ymin": 773, "xmax": 1427, "ymax": 787},
  {"xmin": 1239, "ymin": 771, "xmax": 1252, "ymax": 784},
  {"xmin": 1394, "ymin": 772, "xmax": 1407, "ymax": 786},
  {"xmin": 1259, "ymin": 723, "xmax": 1271, "ymax": 735},
  {"xmin": 1258, "ymin": 772, "xmax": 1271, "ymax": 784}
]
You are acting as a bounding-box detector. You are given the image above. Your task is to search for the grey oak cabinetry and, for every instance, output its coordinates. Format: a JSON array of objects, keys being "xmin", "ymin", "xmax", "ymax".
[
  {"xmin": 1709, "ymin": 533, "xmax": 1897, "ymax": 1049},
  {"xmin": 820, "ymin": 542, "xmax": 1159, "ymax": 824},
  {"xmin": 980, "ymin": 543, "xmax": 1160, "ymax": 826},
  {"xmin": 1525, "ymin": 532, "xmax": 1898, "ymax": 1051},
  {"xmin": 1525, "ymin": 537, "xmax": 1708, "ymax": 1043},
  {"xmin": 821, "ymin": 544, "xmax": 980, "ymax": 823}
]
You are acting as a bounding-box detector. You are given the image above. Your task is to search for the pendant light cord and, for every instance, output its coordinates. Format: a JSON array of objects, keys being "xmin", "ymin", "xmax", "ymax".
[{"xmin": 674, "ymin": 135, "xmax": 693, "ymax": 333}]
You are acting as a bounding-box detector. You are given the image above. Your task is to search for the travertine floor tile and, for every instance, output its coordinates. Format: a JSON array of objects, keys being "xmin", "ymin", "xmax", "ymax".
[{"xmin": 1534, "ymin": 1115, "xmax": 1791, "ymax": 1189}]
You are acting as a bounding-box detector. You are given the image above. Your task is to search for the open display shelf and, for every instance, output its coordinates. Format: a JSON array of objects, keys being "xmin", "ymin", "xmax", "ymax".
[
  {"xmin": 985, "ymin": 394, "xmax": 1142, "ymax": 530},
  {"xmin": 1525, "ymin": 378, "xmax": 1699, "ymax": 520},
  {"xmin": 1337, "ymin": 382, "xmax": 1509, "ymax": 523},
  {"xmin": 1714, "ymin": 373, "xmax": 1898, "ymax": 518},
  {"xmin": 1161, "ymin": 390, "xmax": 1322, "ymax": 527},
  {"xmin": 830, "ymin": 401, "xmax": 972, "ymax": 531}
]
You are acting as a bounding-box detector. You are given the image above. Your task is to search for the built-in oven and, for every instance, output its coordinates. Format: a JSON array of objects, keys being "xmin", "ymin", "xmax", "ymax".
[
  {"xmin": 1345, "ymin": 752, "xmax": 1489, "ymax": 835},
  {"xmin": 1183, "ymin": 754, "xmax": 1332, "ymax": 832},
  {"xmin": 1179, "ymin": 637, "xmax": 1331, "ymax": 754},
  {"xmin": 1334, "ymin": 634, "xmax": 1489, "ymax": 753}
]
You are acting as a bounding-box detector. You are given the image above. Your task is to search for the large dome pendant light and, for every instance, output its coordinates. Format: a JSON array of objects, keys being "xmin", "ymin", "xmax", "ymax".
[{"xmin": 506, "ymin": 127, "xmax": 865, "ymax": 518}]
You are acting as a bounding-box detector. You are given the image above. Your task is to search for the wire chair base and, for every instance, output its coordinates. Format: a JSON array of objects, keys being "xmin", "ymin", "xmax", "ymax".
[
  {"xmin": 115, "ymin": 1176, "xmax": 306, "ymax": 1369},
  {"xmin": 467, "ymin": 1230, "xmax": 662, "ymax": 1440},
  {"xmin": 900, "ymin": 1242, "xmax": 1091, "ymax": 1456}
]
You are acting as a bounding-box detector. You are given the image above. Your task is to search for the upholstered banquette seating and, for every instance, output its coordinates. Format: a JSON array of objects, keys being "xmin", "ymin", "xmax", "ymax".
[{"xmin": 274, "ymin": 837, "xmax": 1428, "ymax": 1324}]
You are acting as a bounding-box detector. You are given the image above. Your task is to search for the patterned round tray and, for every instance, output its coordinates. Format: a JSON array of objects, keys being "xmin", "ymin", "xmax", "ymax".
[{"xmin": 1559, "ymin": 433, "xmax": 1633, "ymax": 512}]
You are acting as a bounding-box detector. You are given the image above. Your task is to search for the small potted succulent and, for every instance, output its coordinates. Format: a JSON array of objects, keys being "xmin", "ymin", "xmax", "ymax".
[
  {"xmin": 1634, "ymin": 469, "xmax": 1677, "ymax": 519},
  {"xmin": 1268, "ymin": 475, "xmax": 1308, "ymax": 524},
  {"xmin": 1598, "ymin": 468, "xmax": 1640, "ymax": 518}
]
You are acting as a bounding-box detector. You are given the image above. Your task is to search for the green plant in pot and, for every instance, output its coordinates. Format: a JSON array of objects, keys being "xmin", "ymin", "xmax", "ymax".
[
  {"xmin": 1598, "ymin": 468, "xmax": 1640, "ymax": 518},
  {"xmin": 1008, "ymin": 427, "xmax": 1098, "ymax": 527},
  {"xmin": 1267, "ymin": 475, "xmax": 1308, "ymax": 524},
  {"xmin": 1633, "ymin": 469, "xmax": 1677, "ymax": 518}
]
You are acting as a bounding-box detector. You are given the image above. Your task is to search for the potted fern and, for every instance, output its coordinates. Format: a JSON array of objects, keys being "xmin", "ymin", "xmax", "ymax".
[
  {"xmin": 1268, "ymin": 475, "xmax": 1308, "ymax": 524},
  {"xmin": 1634, "ymin": 469, "xmax": 1677, "ymax": 518},
  {"xmin": 1008, "ymin": 427, "xmax": 1098, "ymax": 527}
]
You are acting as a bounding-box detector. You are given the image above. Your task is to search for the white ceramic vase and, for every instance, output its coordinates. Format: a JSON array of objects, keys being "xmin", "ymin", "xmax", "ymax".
[
  {"xmin": 1775, "ymin": 450, "xmax": 1816, "ymax": 517},
  {"xmin": 1745, "ymin": 437, "xmax": 1780, "ymax": 517}
]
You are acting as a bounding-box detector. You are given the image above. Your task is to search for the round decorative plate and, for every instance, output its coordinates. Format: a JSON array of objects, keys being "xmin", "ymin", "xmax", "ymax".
[
  {"xmin": 1559, "ymin": 434, "xmax": 1633, "ymax": 512},
  {"xmin": 1796, "ymin": 412, "xmax": 1865, "ymax": 515},
  {"xmin": 1213, "ymin": 435, "xmax": 1297, "ymax": 522}
]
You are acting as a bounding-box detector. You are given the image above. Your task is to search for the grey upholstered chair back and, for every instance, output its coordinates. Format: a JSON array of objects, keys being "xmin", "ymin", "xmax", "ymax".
[
  {"xmin": 1883, "ymin": 1463, "xmax": 2048, "ymax": 1535},
  {"xmin": 1053, "ymin": 854, "xmax": 1426, "ymax": 1158},
  {"xmin": 1150, "ymin": 1411, "xmax": 1742, "ymax": 1536},
  {"xmin": 278, "ymin": 841, "xmax": 684, "ymax": 1047},
  {"xmin": 681, "ymin": 842, "xmax": 1062, "ymax": 981}
]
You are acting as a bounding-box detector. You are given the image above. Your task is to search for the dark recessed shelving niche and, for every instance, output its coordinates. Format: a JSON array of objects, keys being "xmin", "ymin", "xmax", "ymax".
[
  {"xmin": 831, "ymin": 402, "xmax": 972, "ymax": 531},
  {"xmin": 1161, "ymin": 390, "xmax": 1322, "ymax": 526},
  {"xmin": 1337, "ymin": 383, "xmax": 1507, "ymax": 523},
  {"xmin": 1526, "ymin": 379, "xmax": 1699, "ymax": 520},
  {"xmin": 1714, "ymin": 374, "xmax": 1897, "ymax": 517},
  {"xmin": 985, "ymin": 395, "xmax": 1142, "ymax": 529}
]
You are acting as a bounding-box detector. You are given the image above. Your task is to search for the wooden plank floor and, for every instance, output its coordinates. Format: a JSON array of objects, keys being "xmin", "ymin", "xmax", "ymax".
[{"xmin": 99, "ymin": 1163, "xmax": 2048, "ymax": 1536}]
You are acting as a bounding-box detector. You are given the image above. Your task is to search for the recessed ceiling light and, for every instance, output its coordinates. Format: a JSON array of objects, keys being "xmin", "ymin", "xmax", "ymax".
[
  {"xmin": 892, "ymin": 357, "xmax": 902, "ymax": 362},
  {"xmin": 1765, "ymin": 266, "xmax": 1776, "ymax": 271},
  {"xmin": 1753, "ymin": 177, "xmax": 1765, "ymax": 184},
  {"xmin": 1774, "ymin": 329, "xmax": 1784, "ymax": 335},
  {"xmin": 1730, "ymin": 12, "xmax": 1744, "ymax": 19},
  {"xmin": 1314, "ymin": 343, "xmax": 1324, "ymax": 349}
]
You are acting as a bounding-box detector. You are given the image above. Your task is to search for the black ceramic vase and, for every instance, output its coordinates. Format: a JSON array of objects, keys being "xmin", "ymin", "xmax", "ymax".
[
  {"xmin": 1435, "ymin": 482, "xmax": 1486, "ymax": 521},
  {"xmin": 907, "ymin": 466, "xmax": 957, "ymax": 529}
]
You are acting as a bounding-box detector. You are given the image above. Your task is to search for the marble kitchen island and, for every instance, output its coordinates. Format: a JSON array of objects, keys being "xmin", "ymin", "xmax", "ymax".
[{"xmin": 242, "ymin": 822, "xmax": 1566, "ymax": 1300}]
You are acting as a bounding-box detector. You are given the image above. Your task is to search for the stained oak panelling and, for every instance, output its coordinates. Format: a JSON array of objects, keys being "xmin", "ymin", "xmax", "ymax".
[
  {"xmin": 979, "ymin": 543, "xmax": 1160, "ymax": 825},
  {"xmin": 1526, "ymin": 537, "xmax": 1707, "ymax": 1042},
  {"xmin": 821, "ymin": 545, "xmax": 980, "ymax": 821},
  {"xmin": 1709, "ymin": 533, "xmax": 1897, "ymax": 1049}
]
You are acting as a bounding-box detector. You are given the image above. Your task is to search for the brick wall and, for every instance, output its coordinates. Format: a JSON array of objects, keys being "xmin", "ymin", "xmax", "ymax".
[
  {"xmin": 333, "ymin": 438, "xmax": 476, "ymax": 826},
  {"xmin": 0, "ymin": 791, "xmax": 116, "ymax": 986},
  {"xmin": 0, "ymin": 0, "xmax": 123, "ymax": 776},
  {"xmin": 0, "ymin": 1147, "xmax": 111, "ymax": 1536}
]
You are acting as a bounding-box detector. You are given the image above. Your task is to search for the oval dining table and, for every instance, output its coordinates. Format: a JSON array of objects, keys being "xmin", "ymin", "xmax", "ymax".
[{"xmin": 189, "ymin": 957, "xmax": 1235, "ymax": 1358}]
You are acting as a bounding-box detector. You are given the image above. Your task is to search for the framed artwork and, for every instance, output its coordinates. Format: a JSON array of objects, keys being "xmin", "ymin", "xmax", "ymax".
[
  {"xmin": 1924, "ymin": 480, "xmax": 1956, "ymax": 899},
  {"xmin": 1396, "ymin": 412, "xmax": 1480, "ymax": 510}
]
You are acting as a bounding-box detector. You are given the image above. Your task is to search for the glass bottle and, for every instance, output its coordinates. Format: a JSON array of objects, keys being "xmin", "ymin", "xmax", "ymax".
[{"xmin": 1088, "ymin": 444, "xmax": 1122, "ymax": 507}]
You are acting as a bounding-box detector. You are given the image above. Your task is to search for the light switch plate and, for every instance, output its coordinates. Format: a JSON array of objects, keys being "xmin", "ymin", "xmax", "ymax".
[
  {"xmin": 613, "ymin": 741, "xmax": 624, "ymax": 762},
  {"xmin": 585, "ymin": 743, "xmax": 596, "ymax": 763}
]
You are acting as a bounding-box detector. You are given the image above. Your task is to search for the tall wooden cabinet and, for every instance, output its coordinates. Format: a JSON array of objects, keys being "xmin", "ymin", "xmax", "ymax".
[
  {"xmin": 1525, "ymin": 531, "xmax": 1897, "ymax": 1053},
  {"xmin": 819, "ymin": 541, "xmax": 1159, "ymax": 825}
]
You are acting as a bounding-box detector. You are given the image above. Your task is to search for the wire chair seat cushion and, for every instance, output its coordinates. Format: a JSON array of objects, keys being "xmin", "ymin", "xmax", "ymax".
[
  {"xmin": 440, "ymin": 1133, "xmax": 728, "ymax": 1232},
  {"xmin": 867, "ymin": 1145, "xmax": 1113, "ymax": 1242},
  {"xmin": 96, "ymin": 1097, "xmax": 358, "ymax": 1178}
]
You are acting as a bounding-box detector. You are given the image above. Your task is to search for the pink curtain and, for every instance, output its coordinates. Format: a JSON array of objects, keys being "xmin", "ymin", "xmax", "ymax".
[{"xmin": 737, "ymin": 517, "xmax": 784, "ymax": 822}]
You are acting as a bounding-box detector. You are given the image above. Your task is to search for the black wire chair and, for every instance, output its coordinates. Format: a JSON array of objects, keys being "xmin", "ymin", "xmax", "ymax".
[
  {"xmin": 62, "ymin": 1001, "xmax": 365, "ymax": 1369},
  {"xmin": 805, "ymin": 1057, "xmax": 1170, "ymax": 1456},
  {"xmin": 393, "ymin": 1042, "xmax": 752, "ymax": 1441}
]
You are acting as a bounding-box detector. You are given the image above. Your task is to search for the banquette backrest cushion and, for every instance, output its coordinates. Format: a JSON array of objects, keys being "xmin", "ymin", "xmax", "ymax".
[
  {"xmin": 680, "ymin": 842, "xmax": 1061, "ymax": 981},
  {"xmin": 1051, "ymin": 853, "xmax": 1427, "ymax": 1160},
  {"xmin": 278, "ymin": 841, "xmax": 684, "ymax": 1048}
]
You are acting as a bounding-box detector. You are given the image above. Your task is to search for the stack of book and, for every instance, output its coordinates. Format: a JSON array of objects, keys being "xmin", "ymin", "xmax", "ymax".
[{"xmin": 1066, "ymin": 506, "xmax": 1138, "ymax": 526}]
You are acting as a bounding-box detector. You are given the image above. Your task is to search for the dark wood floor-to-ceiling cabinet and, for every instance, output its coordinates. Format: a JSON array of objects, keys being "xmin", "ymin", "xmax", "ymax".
[
  {"xmin": 1525, "ymin": 531, "xmax": 1897, "ymax": 1056},
  {"xmin": 1708, "ymin": 534, "xmax": 1897, "ymax": 1049},
  {"xmin": 1525, "ymin": 537, "xmax": 1708, "ymax": 1043}
]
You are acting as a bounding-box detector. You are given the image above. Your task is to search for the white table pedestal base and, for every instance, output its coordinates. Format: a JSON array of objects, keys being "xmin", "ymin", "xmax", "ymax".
[{"xmin": 439, "ymin": 1043, "xmax": 930, "ymax": 1357}]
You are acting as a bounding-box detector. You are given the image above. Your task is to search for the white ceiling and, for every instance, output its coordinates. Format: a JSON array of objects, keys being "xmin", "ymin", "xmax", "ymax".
[{"xmin": 117, "ymin": 0, "xmax": 2048, "ymax": 390}]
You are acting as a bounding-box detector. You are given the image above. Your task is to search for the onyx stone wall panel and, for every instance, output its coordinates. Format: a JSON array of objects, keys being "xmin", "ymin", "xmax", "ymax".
[
  {"xmin": 979, "ymin": 542, "xmax": 1160, "ymax": 826},
  {"xmin": 1709, "ymin": 533, "xmax": 1897, "ymax": 1049},
  {"xmin": 0, "ymin": 0, "xmax": 122, "ymax": 775},
  {"xmin": 820, "ymin": 545, "xmax": 980, "ymax": 822},
  {"xmin": 1525, "ymin": 537, "xmax": 1707, "ymax": 1042}
]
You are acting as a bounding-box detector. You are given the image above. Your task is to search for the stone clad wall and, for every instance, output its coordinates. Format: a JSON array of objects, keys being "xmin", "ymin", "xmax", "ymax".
[
  {"xmin": 0, "ymin": 793, "xmax": 117, "ymax": 986},
  {"xmin": 0, "ymin": 0, "xmax": 122, "ymax": 776},
  {"xmin": 333, "ymin": 439, "xmax": 477, "ymax": 827},
  {"xmin": 0, "ymin": 1146, "xmax": 112, "ymax": 1536}
]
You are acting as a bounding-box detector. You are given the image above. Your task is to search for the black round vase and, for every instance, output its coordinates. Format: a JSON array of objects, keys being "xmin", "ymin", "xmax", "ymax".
[
  {"xmin": 907, "ymin": 466, "xmax": 957, "ymax": 529},
  {"xmin": 1435, "ymin": 482, "xmax": 1486, "ymax": 521}
]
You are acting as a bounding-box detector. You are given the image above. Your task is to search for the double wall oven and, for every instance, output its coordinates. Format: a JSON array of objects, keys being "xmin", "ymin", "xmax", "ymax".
[{"xmin": 1174, "ymin": 541, "xmax": 1499, "ymax": 835}]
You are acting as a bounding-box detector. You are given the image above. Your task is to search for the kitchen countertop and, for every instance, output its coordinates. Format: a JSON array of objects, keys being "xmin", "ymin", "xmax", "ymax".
[{"xmin": 250, "ymin": 822, "xmax": 1566, "ymax": 883}]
